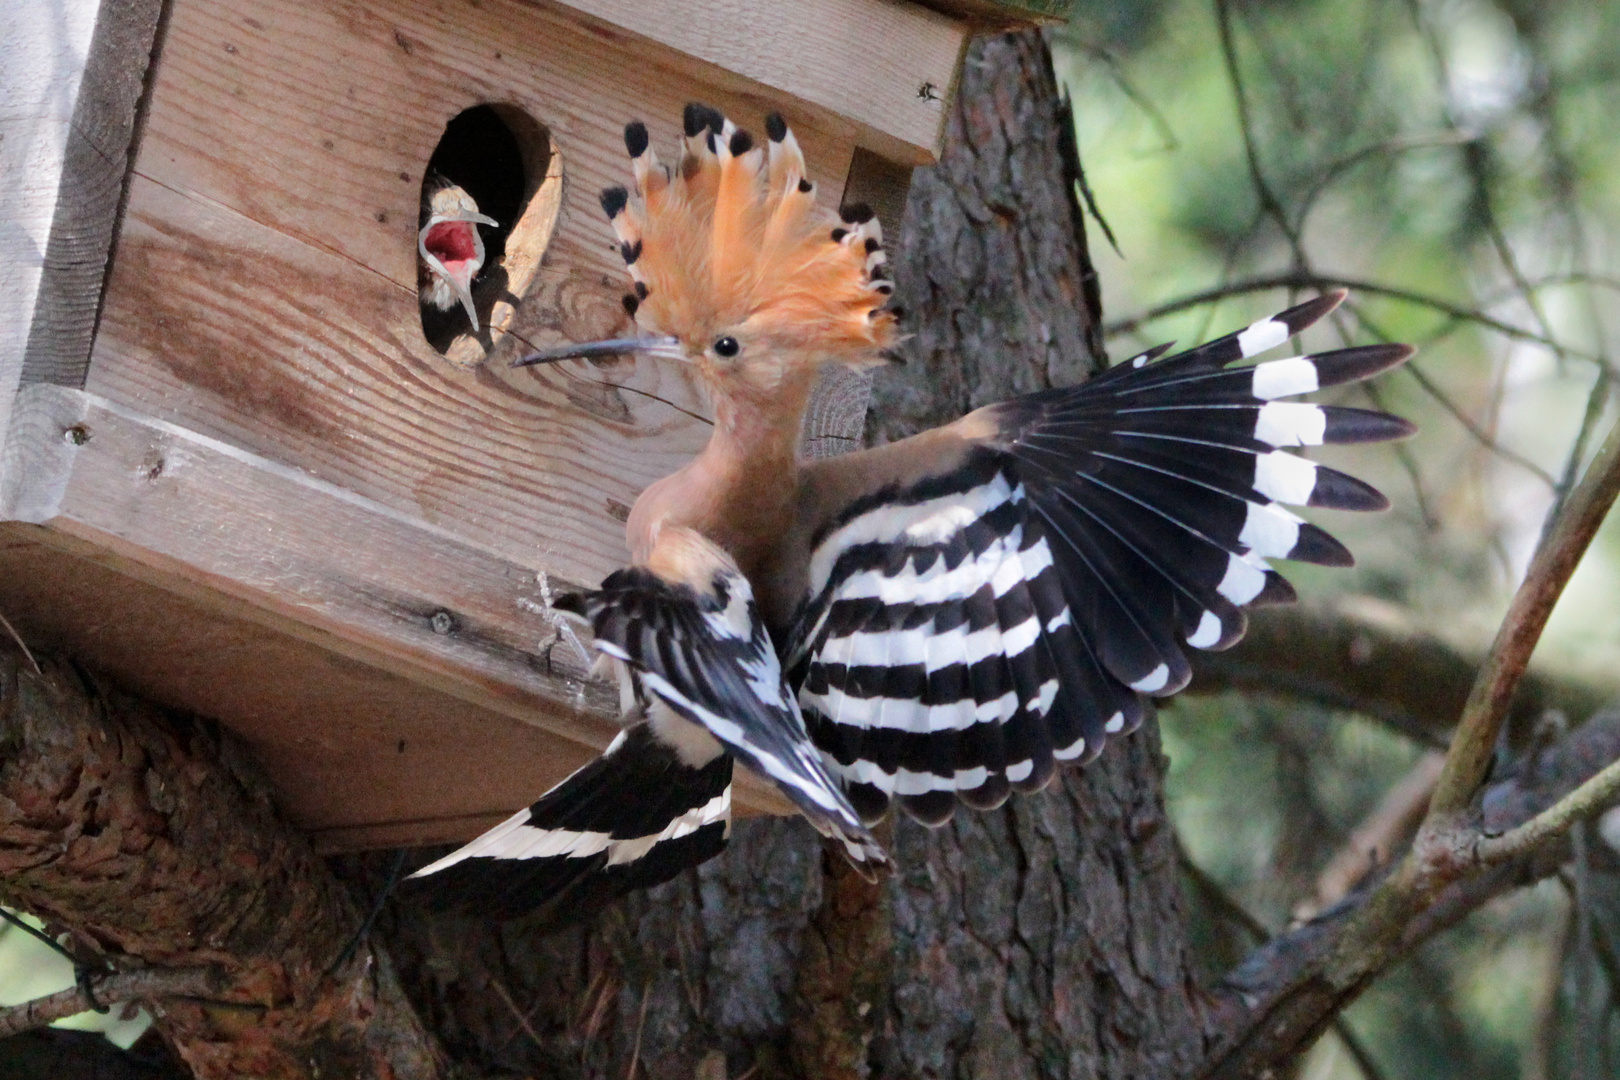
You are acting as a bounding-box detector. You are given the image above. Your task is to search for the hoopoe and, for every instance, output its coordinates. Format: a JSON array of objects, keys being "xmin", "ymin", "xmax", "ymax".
[
  {"xmin": 418, "ymin": 177, "xmax": 498, "ymax": 331},
  {"xmin": 403, "ymin": 104, "xmax": 1415, "ymax": 924}
]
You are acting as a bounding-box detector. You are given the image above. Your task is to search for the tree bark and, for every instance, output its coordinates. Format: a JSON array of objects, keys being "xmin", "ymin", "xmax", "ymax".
[{"xmin": 0, "ymin": 648, "xmax": 440, "ymax": 1079}]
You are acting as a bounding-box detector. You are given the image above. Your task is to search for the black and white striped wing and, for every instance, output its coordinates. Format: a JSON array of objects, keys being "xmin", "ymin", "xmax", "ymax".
[
  {"xmin": 561, "ymin": 558, "xmax": 887, "ymax": 872},
  {"xmin": 790, "ymin": 291, "xmax": 1414, "ymax": 826},
  {"xmin": 400, "ymin": 721, "xmax": 731, "ymax": 924}
]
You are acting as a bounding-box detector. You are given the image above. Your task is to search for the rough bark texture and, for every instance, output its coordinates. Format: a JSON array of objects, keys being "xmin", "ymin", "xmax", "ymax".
[
  {"xmin": 868, "ymin": 31, "xmax": 1106, "ymax": 445},
  {"xmin": 0, "ymin": 647, "xmax": 440, "ymax": 1079}
]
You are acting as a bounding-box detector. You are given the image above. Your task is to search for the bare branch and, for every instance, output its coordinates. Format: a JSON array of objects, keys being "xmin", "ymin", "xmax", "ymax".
[
  {"xmin": 1397, "ymin": 358, "xmax": 1557, "ymax": 488},
  {"xmin": 1213, "ymin": 0, "xmax": 1305, "ymax": 266},
  {"xmin": 0, "ymin": 966, "xmax": 221, "ymax": 1039},
  {"xmin": 1429, "ymin": 415, "xmax": 1620, "ymax": 818},
  {"xmin": 1201, "ymin": 708, "xmax": 1620, "ymax": 1078},
  {"xmin": 1186, "ymin": 600, "xmax": 1618, "ymax": 747},
  {"xmin": 1102, "ymin": 272, "xmax": 1605, "ymax": 365},
  {"xmin": 1477, "ymin": 757, "xmax": 1620, "ymax": 865},
  {"xmin": 1296, "ymin": 752, "xmax": 1445, "ymax": 922},
  {"xmin": 0, "ymin": 646, "xmax": 444, "ymax": 1079}
]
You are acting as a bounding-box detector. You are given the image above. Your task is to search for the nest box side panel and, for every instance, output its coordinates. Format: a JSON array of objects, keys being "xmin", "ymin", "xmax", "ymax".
[
  {"xmin": 85, "ymin": 0, "xmax": 859, "ymax": 591},
  {"xmin": 19, "ymin": 0, "xmax": 165, "ymax": 393},
  {"xmin": 1, "ymin": 0, "xmax": 104, "ymax": 452}
]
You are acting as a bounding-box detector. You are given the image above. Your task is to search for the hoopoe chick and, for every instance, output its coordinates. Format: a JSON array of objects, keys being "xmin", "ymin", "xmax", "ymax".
[
  {"xmin": 417, "ymin": 177, "xmax": 498, "ymax": 331},
  {"xmin": 403, "ymin": 104, "xmax": 1416, "ymax": 927}
]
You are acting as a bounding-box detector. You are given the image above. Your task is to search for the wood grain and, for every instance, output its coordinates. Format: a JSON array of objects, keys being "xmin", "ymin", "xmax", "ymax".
[
  {"xmin": 0, "ymin": 385, "xmax": 797, "ymax": 845},
  {"xmin": 548, "ymin": 0, "xmax": 965, "ymax": 163},
  {"xmin": 20, "ymin": 0, "xmax": 164, "ymax": 389},
  {"xmin": 0, "ymin": 0, "xmax": 102, "ymax": 448},
  {"xmin": 88, "ymin": 0, "xmax": 866, "ymax": 584}
]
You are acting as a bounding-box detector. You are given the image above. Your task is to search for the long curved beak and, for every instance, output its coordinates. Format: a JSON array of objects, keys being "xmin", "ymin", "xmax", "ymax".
[{"xmin": 513, "ymin": 336, "xmax": 683, "ymax": 367}]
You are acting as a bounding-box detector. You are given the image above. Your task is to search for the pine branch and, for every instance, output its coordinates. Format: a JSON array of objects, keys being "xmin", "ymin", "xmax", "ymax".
[
  {"xmin": 0, "ymin": 647, "xmax": 444, "ymax": 1079},
  {"xmin": 0, "ymin": 967, "xmax": 221, "ymax": 1040}
]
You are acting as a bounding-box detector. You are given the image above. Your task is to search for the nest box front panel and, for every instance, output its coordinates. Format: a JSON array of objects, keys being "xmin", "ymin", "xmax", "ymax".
[{"xmin": 86, "ymin": 0, "xmax": 867, "ymax": 594}]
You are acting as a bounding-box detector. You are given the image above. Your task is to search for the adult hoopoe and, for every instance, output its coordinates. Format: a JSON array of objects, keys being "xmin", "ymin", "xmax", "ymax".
[
  {"xmin": 403, "ymin": 104, "xmax": 1415, "ymax": 924},
  {"xmin": 418, "ymin": 177, "xmax": 498, "ymax": 331}
]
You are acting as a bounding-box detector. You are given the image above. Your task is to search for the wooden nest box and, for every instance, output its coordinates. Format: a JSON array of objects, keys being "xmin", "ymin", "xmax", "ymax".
[{"xmin": 3, "ymin": 0, "xmax": 1070, "ymax": 852}]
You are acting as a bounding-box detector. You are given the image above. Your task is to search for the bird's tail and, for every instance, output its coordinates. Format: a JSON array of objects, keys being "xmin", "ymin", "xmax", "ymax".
[{"xmin": 397, "ymin": 720, "xmax": 732, "ymax": 925}]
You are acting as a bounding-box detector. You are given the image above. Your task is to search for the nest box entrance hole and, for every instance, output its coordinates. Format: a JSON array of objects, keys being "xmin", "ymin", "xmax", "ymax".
[{"xmin": 418, "ymin": 104, "xmax": 560, "ymax": 359}]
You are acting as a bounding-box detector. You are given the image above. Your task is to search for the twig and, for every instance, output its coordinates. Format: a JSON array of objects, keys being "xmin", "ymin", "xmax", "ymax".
[
  {"xmin": 1403, "ymin": 0, "xmax": 1561, "ymax": 355},
  {"xmin": 0, "ymin": 610, "xmax": 41, "ymax": 676},
  {"xmin": 0, "ymin": 966, "xmax": 222, "ymax": 1038},
  {"xmin": 1179, "ymin": 848, "xmax": 1388, "ymax": 1080},
  {"xmin": 1213, "ymin": 0, "xmax": 1305, "ymax": 267},
  {"xmin": 1102, "ymin": 272, "xmax": 1605, "ymax": 365},
  {"xmin": 1524, "ymin": 891, "xmax": 1572, "ymax": 1080},
  {"xmin": 491, "ymin": 978, "xmax": 548, "ymax": 1053},
  {"xmin": 1179, "ymin": 847, "xmax": 1271, "ymax": 942},
  {"xmin": 1068, "ymin": 41, "xmax": 1180, "ymax": 155},
  {"xmin": 626, "ymin": 980, "xmax": 652, "ymax": 1080},
  {"xmin": 1476, "ymin": 757, "xmax": 1620, "ymax": 865},
  {"xmin": 1397, "ymin": 360, "xmax": 1557, "ymax": 488},
  {"xmin": 1308, "ymin": 413, "xmax": 1620, "ymax": 1000},
  {"xmin": 1293, "ymin": 131, "xmax": 1474, "ymax": 230},
  {"xmin": 1550, "ymin": 368, "xmax": 1614, "ymax": 528},
  {"xmin": 1568, "ymin": 821, "xmax": 1600, "ymax": 1080},
  {"xmin": 1333, "ymin": 1018, "xmax": 1390, "ymax": 1080},
  {"xmin": 0, "ymin": 908, "xmax": 74, "ymax": 964},
  {"xmin": 1428, "ymin": 415, "xmax": 1620, "ymax": 819}
]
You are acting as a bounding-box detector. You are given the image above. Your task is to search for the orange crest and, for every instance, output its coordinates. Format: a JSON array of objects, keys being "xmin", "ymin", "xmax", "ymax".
[{"xmin": 601, "ymin": 104, "xmax": 898, "ymax": 367}]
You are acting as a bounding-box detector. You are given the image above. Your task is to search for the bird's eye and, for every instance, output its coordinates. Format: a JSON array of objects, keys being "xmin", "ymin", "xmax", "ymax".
[{"xmin": 713, "ymin": 336, "xmax": 740, "ymax": 358}]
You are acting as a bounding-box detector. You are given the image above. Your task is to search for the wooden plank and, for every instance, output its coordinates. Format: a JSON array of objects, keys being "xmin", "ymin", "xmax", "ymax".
[
  {"xmin": 0, "ymin": 0, "xmax": 103, "ymax": 449},
  {"xmin": 87, "ymin": 0, "xmax": 861, "ymax": 586},
  {"xmin": 0, "ymin": 528, "xmax": 593, "ymax": 852},
  {"xmin": 0, "ymin": 384, "xmax": 797, "ymax": 842},
  {"xmin": 20, "ymin": 0, "xmax": 165, "ymax": 389},
  {"xmin": 548, "ymin": 0, "xmax": 967, "ymax": 163}
]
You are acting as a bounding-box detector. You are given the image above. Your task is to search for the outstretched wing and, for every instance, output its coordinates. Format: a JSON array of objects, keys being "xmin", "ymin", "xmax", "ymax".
[
  {"xmin": 561, "ymin": 526, "xmax": 888, "ymax": 872},
  {"xmin": 787, "ymin": 291, "xmax": 1413, "ymax": 825},
  {"xmin": 399, "ymin": 720, "xmax": 732, "ymax": 924}
]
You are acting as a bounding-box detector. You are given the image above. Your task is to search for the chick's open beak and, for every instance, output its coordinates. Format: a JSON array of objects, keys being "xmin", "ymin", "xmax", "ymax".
[{"xmin": 418, "ymin": 210, "xmax": 499, "ymax": 330}]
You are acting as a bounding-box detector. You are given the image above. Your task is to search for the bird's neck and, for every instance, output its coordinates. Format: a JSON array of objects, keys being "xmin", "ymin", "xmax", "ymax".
[{"xmin": 627, "ymin": 372, "xmax": 814, "ymax": 574}]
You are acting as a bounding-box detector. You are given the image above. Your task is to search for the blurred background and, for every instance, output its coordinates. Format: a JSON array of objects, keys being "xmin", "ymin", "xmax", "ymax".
[{"xmin": 1056, "ymin": 0, "xmax": 1620, "ymax": 1075}]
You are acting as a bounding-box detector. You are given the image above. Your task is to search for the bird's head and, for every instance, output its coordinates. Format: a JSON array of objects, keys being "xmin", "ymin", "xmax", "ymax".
[
  {"xmin": 419, "ymin": 180, "xmax": 498, "ymax": 329},
  {"xmin": 516, "ymin": 105, "xmax": 899, "ymax": 413}
]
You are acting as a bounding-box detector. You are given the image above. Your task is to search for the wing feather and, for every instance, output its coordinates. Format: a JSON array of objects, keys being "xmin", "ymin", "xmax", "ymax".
[{"xmin": 788, "ymin": 293, "xmax": 1412, "ymax": 824}]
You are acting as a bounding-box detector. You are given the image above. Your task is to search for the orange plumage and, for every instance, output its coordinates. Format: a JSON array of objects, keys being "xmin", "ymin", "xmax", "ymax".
[{"xmin": 605, "ymin": 107, "xmax": 898, "ymax": 381}]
